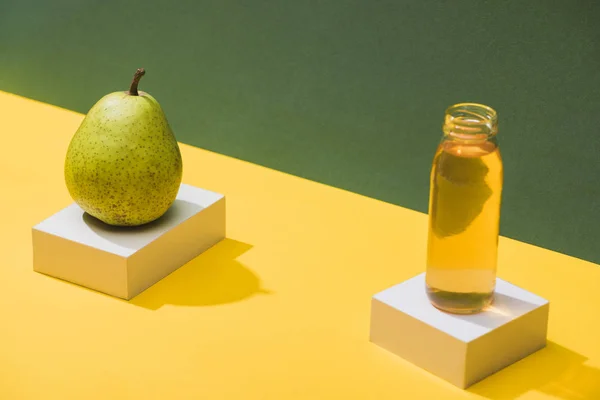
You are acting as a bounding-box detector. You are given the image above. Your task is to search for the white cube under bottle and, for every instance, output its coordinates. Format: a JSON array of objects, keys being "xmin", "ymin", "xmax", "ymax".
[{"xmin": 369, "ymin": 273, "xmax": 549, "ymax": 389}]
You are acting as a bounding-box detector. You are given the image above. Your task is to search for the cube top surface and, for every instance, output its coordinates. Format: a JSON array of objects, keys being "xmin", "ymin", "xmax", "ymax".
[
  {"xmin": 33, "ymin": 183, "xmax": 224, "ymax": 257},
  {"xmin": 373, "ymin": 273, "xmax": 549, "ymax": 343}
]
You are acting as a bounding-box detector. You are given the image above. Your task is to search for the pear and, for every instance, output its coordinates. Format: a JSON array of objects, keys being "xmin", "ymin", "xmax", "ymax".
[{"xmin": 64, "ymin": 68, "xmax": 183, "ymax": 226}]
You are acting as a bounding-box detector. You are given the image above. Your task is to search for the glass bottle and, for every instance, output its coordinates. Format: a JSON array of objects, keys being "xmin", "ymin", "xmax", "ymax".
[{"xmin": 425, "ymin": 103, "xmax": 503, "ymax": 314}]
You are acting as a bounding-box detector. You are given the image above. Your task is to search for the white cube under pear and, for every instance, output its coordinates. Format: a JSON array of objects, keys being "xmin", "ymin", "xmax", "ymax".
[{"xmin": 32, "ymin": 183, "xmax": 226, "ymax": 300}]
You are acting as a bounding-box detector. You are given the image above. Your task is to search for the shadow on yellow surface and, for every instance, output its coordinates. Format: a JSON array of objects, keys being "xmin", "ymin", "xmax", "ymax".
[
  {"xmin": 469, "ymin": 341, "xmax": 600, "ymax": 399},
  {"xmin": 130, "ymin": 238, "xmax": 270, "ymax": 310}
]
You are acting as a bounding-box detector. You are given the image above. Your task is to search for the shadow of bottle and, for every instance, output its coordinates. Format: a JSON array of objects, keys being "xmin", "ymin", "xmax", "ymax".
[
  {"xmin": 468, "ymin": 340, "xmax": 600, "ymax": 399},
  {"xmin": 129, "ymin": 238, "xmax": 271, "ymax": 310}
]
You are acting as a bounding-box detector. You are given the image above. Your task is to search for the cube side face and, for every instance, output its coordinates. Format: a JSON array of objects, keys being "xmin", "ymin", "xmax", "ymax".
[
  {"xmin": 32, "ymin": 229, "xmax": 128, "ymax": 298},
  {"xmin": 126, "ymin": 197, "xmax": 226, "ymax": 299},
  {"xmin": 464, "ymin": 303, "xmax": 549, "ymax": 388},
  {"xmin": 370, "ymin": 298, "xmax": 468, "ymax": 388}
]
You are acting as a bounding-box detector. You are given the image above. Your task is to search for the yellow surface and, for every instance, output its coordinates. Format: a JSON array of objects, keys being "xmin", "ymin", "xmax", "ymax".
[{"xmin": 0, "ymin": 90, "xmax": 599, "ymax": 399}]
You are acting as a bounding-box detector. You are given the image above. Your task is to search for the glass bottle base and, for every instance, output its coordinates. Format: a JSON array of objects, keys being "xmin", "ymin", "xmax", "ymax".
[{"xmin": 426, "ymin": 284, "xmax": 494, "ymax": 314}]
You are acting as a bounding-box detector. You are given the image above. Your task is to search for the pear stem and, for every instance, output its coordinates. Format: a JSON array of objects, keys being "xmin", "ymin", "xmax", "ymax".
[{"xmin": 128, "ymin": 68, "xmax": 146, "ymax": 96}]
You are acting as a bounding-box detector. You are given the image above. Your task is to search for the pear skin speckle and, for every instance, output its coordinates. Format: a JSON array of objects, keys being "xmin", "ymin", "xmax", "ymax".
[{"xmin": 64, "ymin": 90, "xmax": 183, "ymax": 226}]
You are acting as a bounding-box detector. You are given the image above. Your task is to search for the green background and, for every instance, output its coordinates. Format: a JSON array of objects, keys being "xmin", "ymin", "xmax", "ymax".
[{"xmin": 1, "ymin": 0, "xmax": 599, "ymax": 263}]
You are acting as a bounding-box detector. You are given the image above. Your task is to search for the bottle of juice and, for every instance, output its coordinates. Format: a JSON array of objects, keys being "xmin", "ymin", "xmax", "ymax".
[{"xmin": 425, "ymin": 103, "xmax": 503, "ymax": 314}]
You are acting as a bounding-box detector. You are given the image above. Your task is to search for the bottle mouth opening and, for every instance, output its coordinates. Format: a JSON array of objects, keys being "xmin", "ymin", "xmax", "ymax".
[{"xmin": 443, "ymin": 103, "xmax": 498, "ymax": 140}]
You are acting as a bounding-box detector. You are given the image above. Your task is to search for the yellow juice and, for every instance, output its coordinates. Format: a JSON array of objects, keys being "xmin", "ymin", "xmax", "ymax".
[{"xmin": 425, "ymin": 138, "xmax": 503, "ymax": 314}]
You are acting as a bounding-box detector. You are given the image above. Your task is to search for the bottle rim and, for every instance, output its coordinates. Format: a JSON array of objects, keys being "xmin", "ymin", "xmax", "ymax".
[{"xmin": 443, "ymin": 103, "xmax": 498, "ymax": 139}]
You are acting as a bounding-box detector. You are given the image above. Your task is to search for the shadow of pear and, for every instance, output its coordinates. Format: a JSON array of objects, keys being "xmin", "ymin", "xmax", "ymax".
[
  {"xmin": 82, "ymin": 199, "xmax": 204, "ymax": 250},
  {"xmin": 129, "ymin": 238, "xmax": 270, "ymax": 310},
  {"xmin": 468, "ymin": 340, "xmax": 600, "ymax": 399}
]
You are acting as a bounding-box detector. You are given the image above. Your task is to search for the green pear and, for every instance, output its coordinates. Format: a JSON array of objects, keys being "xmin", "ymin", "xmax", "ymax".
[{"xmin": 64, "ymin": 68, "xmax": 183, "ymax": 226}]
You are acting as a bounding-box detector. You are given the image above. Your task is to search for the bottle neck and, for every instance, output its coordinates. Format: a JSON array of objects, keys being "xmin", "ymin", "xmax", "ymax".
[{"xmin": 443, "ymin": 103, "xmax": 498, "ymax": 143}]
